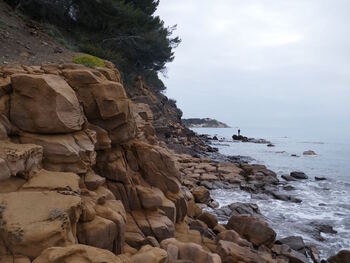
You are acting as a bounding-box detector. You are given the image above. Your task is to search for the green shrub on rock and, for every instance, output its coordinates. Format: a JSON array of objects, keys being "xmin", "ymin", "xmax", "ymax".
[{"xmin": 72, "ymin": 54, "xmax": 105, "ymax": 68}]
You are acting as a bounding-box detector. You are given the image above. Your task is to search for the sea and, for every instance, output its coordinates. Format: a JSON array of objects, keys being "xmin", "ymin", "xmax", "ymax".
[{"xmin": 192, "ymin": 127, "xmax": 350, "ymax": 259}]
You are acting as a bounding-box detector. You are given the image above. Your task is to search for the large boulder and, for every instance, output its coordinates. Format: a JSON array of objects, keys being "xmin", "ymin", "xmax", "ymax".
[
  {"xmin": 290, "ymin": 171, "xmax": 308, "ymax": 180},
  {"xmin": 19, "ymin": 130, "xmax": 96, "ymax": 174},
  {"xmin": 217, "ymin": 240, "xmax": 264, "ymax": 263},
  {"xmin": 160, "ymin": 238, "xmax": 221, "ymax": 263},
  {"xmin": 216, "ymin": 230, "xmax": 252, "ymax": 248},
  {"xmin": 197, "ymin": 212, "xmax": 218, "ymax": 229},
  {"xmin": 0, "ymin": 191, "xmax": 81, "ymax": 259},
  {"xmin": 10, "ymin": 74, "xmax": 84, "ymax": 133},
  {"xmin": 276, "ymin": 236, "xmax": 306, "ymax": 255},
  {"xmin": 32, "ymin": 244, "xmax": 132, "ymax": 263},
  {"xmin": 227, "ymin": 215, "xmax": 276, "ymax": 247}
]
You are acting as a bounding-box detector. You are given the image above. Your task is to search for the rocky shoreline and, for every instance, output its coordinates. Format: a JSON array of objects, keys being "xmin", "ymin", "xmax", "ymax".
[
  {"xmin": 181, "ymin": 135, "xmax": 349, "ymax": 263},
  {"xmin": 0, "ymin": 62, "xmax": 348, "ymax": 263}
]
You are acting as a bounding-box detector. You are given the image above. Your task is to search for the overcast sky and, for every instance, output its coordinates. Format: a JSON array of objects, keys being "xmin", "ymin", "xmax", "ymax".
[{"xmin": 156, "ymin": 1, "xmax": 350, "ymax": 139}]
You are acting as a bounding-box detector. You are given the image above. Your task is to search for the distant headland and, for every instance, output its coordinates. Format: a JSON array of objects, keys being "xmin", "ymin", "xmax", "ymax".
[{"xmin": 182, "ymin": 118, "xmax": 231, "ymax": 128}]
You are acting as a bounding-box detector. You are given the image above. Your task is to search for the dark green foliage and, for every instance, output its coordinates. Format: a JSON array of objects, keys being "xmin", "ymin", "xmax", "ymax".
[{"xmin": 6, "ymin": 0, "xmax": 180, "ymax": 91}]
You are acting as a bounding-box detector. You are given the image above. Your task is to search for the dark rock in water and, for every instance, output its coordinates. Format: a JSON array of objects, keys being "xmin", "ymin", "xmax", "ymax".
[
  {"xmin": 212, "ymin": 135, "xmax": 218, "ymax": 140},
  {"xmin": 283, "ymin": 185, "xmax": 295, "ymax": 191},
  {"xmin": 327, "ymin": 250, "xmax": 350, "ymax": 263},
  {"xmin": 315, "ymin": 176, "xmax": 327, "ymax": 181},
  {"xmin": 309, "ymin": 222, "xmax": 337, "ymax": 241},
  {"xmin": 270, "ymin": 192, "xmax": 302, "ymax": 203},
  {"xmin": 240, "ymin": 183, "xmax": 257, "ymax": 193},
  {"xmin": 232, "ymin": 134, "xmax": 249, "ymax": 142},
  {"xmin": 291, "ymin": 154, "xmax": 300, "ymax": 157},
  {"xmin": 286, "ymin": 249, "xmax": 309, "ymax": 263},
  {"xmin": 232, "ymin": 135, "xmax": 271, "ymax": 144},
  {"xmin": 267, "ymin": 143, "xmax": 275, "ymax": 147},
  {"xmin": 282, "ymin": 175, "xmax": 298, "ymax": 181},
  {"xmin": 272, "ymin": 244, "xmax": 309, "ymax": 263},
  {"xmin": 251, "ymin": 193, "xmax": 270, "ymax": 200},
  {"xmin": 208, "ymin": 200, "xmax": 219, "ymax": 209},
  {"xmin": 215, "ymin": 202, "xmax": 262, "ymax": 221},
  {"xmin": 290, "ymin": 171, "xmax": 308, "ymax": 180},
  {"xmin": 315, "ymin": 224, "xmax": 337, "ymax": 234},
  {"xmin": 249, "ymin": 138, "xmax": 271, "ymax": 144},
  {"xmin": 199, "ymin": 180, "xmax": 214, "ymax": 190},
  {"xmin": 303, "ymin": 150, "xmax": 317, "ymax": 156},
  {"xmin": 277, "ymin": 236, "xmax": 307, "ymax": 255}
]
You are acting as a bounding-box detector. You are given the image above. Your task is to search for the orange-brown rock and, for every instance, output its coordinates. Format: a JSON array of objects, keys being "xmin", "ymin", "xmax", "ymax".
[
  {"xmin": 192, "ymin": 186, "xmax": 211, "ymax": 204},
  {"xmin": 0, "ymin": 255, "xmax": 31, "ymax": 263},
  {"xmin": 217, "ymin": 240, "xmax": 264, "ymax": 263},
  {"xmin": 216, "ymin": 230, "xmax": 252, "ymax": 248},
  {"xmin": 197, "ymin": 212, "xmax": 218, "ymax": 229},
  {"xmin": 32, "ymin": 244, "xmax": 132, "ymax": 263},
  {"xmin": 21, "ymin": 169, "xmax": 80, "ymax": 194},
  {"xmin": 77, "ymin": 216, "xmax": 117, "ymax": 252},
  {"xmin": 127, "ymin": 141, "xmax": 181, "ymax": 194},
  {"xmin": 95, "ymin": 200, "xmax": 126, "ymax": 254},
  {"xmin": 0, "ymin": 191, "xmax": 81, "ymax": 259},
  {"xmin": 161, "ymin": 238, "xmax": 221, "ymax": 263},
  {"xmin": 10, "ymin": 74, "xmax": 84, "ymax": 133},
  {"xmin": 0, "ymin": 141, "xmax": 43, "ymax": 181},
  {"xmin": 132, "ymin": 245, "xmax": 168, "ymax": 263},
  {"xmin": 19, "ymin": 130, "xmax": 96, "ymax": 174}
]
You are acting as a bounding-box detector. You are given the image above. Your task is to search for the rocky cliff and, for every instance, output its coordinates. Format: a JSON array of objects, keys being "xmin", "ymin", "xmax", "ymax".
[
  {"xmin": 182, "ymin": 118, "xmax": 230, "ymax": 128},
  {"xmin": 1, "ymin": 62, "xmax": 346, "ymax": 263},
  {"xmin": 0, "ymin": 62, "xmax": 230, "ymax": 262}
]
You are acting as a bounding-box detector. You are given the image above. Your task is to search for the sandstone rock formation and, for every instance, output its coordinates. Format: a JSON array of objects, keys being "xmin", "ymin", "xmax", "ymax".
[
  {"xmin": 0, "ymin": 62, "xmax": 324, "ymax": 263},
  {"xmin": 0, "ymin": 62, "xmax": 215, "ymax": 262}
]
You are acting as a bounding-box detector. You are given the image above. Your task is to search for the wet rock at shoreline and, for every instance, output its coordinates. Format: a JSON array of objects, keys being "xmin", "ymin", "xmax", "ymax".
[
  {"xmin": 290, "ymin": 171, "xmax": 308, "ymax": 180},
  {"xmin": 303, "ymin": 150, "xmax": 317, "ymax": 156},
  {"xmin": 272, "ymin": 244, "xmax": 309, "ymax": 263},
  {"xmin": 276, "ymin": 236, "xmax": 307, "ymax": 255},
  {"xmin": 227, "ymin": 214, "xmax": 276, "ymax": 247},
  {"xmin": 215, "ymin": 202, "xmax": 261, "ymax": 222},
  {"xmin": 283, "ymin": 184, "xmax": 295, "ymax": 191},
  {"xmin": 282, "ymin": 175, "xmax": 298, "ymax": 181},
  {"xmin": 315, "ymin": 176, "xmax": 327, "ymax": 181},
  {"xmin": 310, "ymin": 222, "xmax": 337, "ymax": 241}
]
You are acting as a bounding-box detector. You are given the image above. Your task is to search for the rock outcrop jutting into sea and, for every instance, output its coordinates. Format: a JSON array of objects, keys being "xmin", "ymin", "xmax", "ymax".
[{"xmin": 0, "ymin": 62, "xmax": 347, "ymax": 263}]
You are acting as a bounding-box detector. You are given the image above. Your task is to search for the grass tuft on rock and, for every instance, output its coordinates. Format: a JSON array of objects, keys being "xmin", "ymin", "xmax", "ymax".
[{"xmin": 72, "ymin": 54, "xmax": 105, "ymax": 68}]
